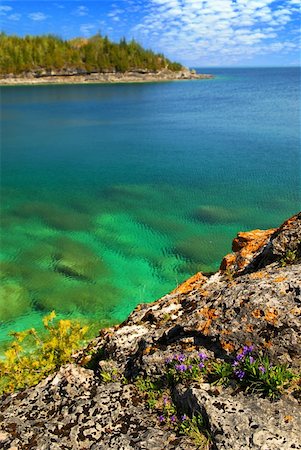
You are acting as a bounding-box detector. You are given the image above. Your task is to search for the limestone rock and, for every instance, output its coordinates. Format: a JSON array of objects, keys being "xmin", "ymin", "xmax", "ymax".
[
  {"xmin": 1, "ymin": 212, "xmax": 300, "ymax": 449},
  {"xmin": 0, "ymin": 364, "xmax": 194, "ymax": 450},
  {"xmin": 175, "ymin": 384, "xmax": 301, "ymax": 450}
]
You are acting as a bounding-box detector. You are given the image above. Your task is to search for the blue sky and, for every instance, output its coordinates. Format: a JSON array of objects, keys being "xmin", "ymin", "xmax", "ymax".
[{"xmin": 0, "ymin": 0, "xmax": 300, "ymax": 67}]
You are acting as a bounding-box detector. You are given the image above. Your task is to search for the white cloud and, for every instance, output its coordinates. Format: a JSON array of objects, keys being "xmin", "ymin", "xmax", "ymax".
[
  {"xmin": 128, "ymin": 0, "xmax": 300, "ymax": 65},
  {"xmin": 8, "ymin": 13, "xmax": 21, "ymax": 21},
  {"xmin": 0, "ymin": 5, "xmax": 12, "ymax": 15},
  {"xmin": 28, "ymin": 12, "xmax": 48, "ymax": 21},
  {"xmin": 73, "ymin": 6, "xmax": 89, "ymax": 17},
  {"xmin": 80, "ymin": 23, "xmax": 95, "ymax": 36},
  {"xmin": 107, "ymin": 7, "xmax": 124, "ymax": 23},
  {"xmin": 0, "ymin": 5, "xmax": 12, "ymax": 12}
]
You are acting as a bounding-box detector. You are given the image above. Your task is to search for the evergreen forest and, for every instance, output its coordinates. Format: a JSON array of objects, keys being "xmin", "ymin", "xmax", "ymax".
[{"xmin": 0, "ymin": 32, "xmax": 183, "ymax": 75}]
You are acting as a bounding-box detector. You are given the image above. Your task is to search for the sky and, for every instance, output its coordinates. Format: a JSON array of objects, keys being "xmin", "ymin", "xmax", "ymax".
[{"xmin": 0, "ymin": 0, "xmax": 300, "ymax": 67}]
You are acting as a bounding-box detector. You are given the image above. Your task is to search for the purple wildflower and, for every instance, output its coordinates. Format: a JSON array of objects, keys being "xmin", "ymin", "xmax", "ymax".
[
  {"xmin": 188, "ymin": 365, "xmax": 193, "ymax": 370},
  {"xmin": 175, "ymin": 364, "xmax": 187, "ymax": 372},
  {"xmin": 232, "ymin": 360, "xmax": 239, "ymax": 367},
  {"xmin": 170, "ymin": 415, "xmax": 176, "ymax": 423},
  {"xmin": 259, "ymin": 366, "xmax": 266, "ymax": 373},
  {"xmin": 163, "ymin": 397, "xmax": 169, "ymax": 406},
  {"xmin": 198, "ymin": 352, "xmax": 208, "ymax": 360},
  {"xmin": 198, "ymin": 362, "xmax": 205, "ymax": 369},
  {"xmin": 176, "ymin": 354, "xmax": 186, "ymax": 362},
  {"xmin": 181, "ymin": 414, "xmax": 188, "ymax": 422},
  {"xmin": 159, "ymin": 415, "xmax": 165, "ymax": 423},
  {"xmin": 236, "ymin": 353, "xmax": 244, "ymax": 361},
  {"xmin": 249, "ymin": 356, "xmax": 255, "ymax": 364},
  {"xmin": 165, "ymin": 357, "xmax": 172, "ymax": 364},
  {"xmin": 242, "ymin": 345, "xmax": 254, "ymax": 356},
  {"xmin": 235, "ymin": 369, "xmax": 246, "ymax": 380}
]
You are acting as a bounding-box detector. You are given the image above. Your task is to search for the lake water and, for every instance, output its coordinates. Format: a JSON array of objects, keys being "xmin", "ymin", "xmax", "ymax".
[{"xmin": 0, "ymin": 67, "xmax": 300, "ymax": 344}]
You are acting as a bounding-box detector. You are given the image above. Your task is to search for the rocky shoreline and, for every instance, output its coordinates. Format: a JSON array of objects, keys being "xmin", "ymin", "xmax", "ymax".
[
  {"xmin": 0, "ymin": 69, "xmax": 213, "ymax": 86},
  {"xmin": 0, "ymin": 213, "xmax": 300, "ymax": 449}
]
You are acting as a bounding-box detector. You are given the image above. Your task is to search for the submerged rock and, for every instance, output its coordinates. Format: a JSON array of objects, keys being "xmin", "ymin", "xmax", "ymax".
[
  {"xmin": 12, "ymin": 201, "xmax": 92, "ymax": 231},
  {"xmin": 0, "ymin": 212, "xmax": 300, "ymax": 449},
  {"xmin": 192, "ymin": 205, "xmax": 239, "ymax": 224},
  {"xmin": 39, "ymin": 282, "xmax": 121, "ymax": 315},
  {"xmin": 174, "ymin": 233, "xmax": 231, "ymax": 266},
  {"xmin": 0, "ymin": 283, "xmax": 31, "ymax": 322},
  {"xmin": 52, "ymin": 237, "xmax": 109, "ymax": 281}
]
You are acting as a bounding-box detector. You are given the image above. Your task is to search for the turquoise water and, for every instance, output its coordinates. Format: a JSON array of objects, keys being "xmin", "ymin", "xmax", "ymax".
[{"xmin": 0, "ymin": 67, "xmax": 300, "ymax": 343}]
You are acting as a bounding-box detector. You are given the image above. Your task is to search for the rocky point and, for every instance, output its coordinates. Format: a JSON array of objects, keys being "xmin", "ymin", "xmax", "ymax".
[{"xmin": 0, "ymin": 213, "xmax": 300, "ymax": 450}]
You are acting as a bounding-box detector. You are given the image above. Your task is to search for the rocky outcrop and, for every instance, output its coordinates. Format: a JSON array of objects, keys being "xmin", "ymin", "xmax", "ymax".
[
  {"xmin": 0, "ymin": 365, "xmax": 194, "ymax": 450},
  {"xmin": 0, "ymin": 213, "xmax": 300, "ymax": 449},
  {"xmin": 0, "ymin": 69, "xmax": 213, "ymax": 86}
]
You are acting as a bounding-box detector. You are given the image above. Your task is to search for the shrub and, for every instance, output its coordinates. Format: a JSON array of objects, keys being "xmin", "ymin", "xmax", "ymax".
[{"xmin": 0, "ymin": 311, "xmax": 88, "ymax": 395}]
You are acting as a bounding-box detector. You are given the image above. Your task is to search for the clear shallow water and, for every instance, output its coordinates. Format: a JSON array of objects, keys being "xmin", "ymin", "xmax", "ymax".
[{"xmin": 0, "ymin": 67, "xmax": 300, "ymax": 345}]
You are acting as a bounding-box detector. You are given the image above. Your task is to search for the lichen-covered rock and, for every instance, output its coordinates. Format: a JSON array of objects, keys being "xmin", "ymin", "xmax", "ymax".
[
  {"xmin": 220, "ymin": 228, "xmax": 275, "ymax": 271},
  {"xmin": 175, "ymin": 383, "xmax": 301, "ymax": 450},
  {"xmin": 0, "ymin": 364, "xmax": 194, "ymax": 450},
  {"xmin": 0, "ymin": 213, "xmax": 300, "ymax": 449}
]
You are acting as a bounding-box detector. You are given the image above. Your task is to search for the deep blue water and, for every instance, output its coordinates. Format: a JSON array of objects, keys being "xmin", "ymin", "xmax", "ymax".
[{"xmin": 0, "ymin": 67, "xmax": 300, "ymax": 343}]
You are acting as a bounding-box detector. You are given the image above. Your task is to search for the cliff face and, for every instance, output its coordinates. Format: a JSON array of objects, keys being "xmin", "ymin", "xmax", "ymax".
[{"xmin": 0, "ymin": 213, "xmax": 300, "ymax": 450}]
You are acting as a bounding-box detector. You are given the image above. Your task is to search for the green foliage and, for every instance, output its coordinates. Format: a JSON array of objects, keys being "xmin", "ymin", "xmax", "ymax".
[
  {"xmin": 134, "ymin": 372, "xmax": 211, "ymax": 447},
  {"xmin": 210, "ymin": 360, "xmax": 233, "ymax": 385},
  {"xmin": 164, "ymin": 348, "xmax": 295, "ymax": 399},
  {"xmin": 280, "ymin": 249, "xmax": 299, "ymax": 266},
  {"xmin": 0, "ymin": 32, "xmax": 183, "ymax": 75},
  {"xmin": 135, "ymin": 376, "xmax": 163, "ymax": 409},
  {"xmin": 99, "ymin": 368, "xmax": 119, "ymax": 383},
  {"xmin": 0, "ymin": 311, "xmax": 88, "ymax": 395},
  {"xmin": 179, "ymin": 415, "xmax": 212, "ymax": 449},
  {"xmin": 167, "ymin": 61, "xmax": 183, "ymax": 71},
  {"xmin": 240, "ymin": 354, "xmax": 294, "ymax": 399},
  {"xmin": 136, "ymin": 348, "xmax": 296, "ymax": 447}
]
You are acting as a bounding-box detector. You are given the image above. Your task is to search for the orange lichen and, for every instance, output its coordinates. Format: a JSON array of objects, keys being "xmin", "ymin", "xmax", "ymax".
[
  {"xmin": 265, "ymin": 309, "xmax": 278, "ymax": 325},
  {"xmin": 199, "ymin": 307, "xmax": 218, "ymax": 320},
  {"xmin": 196, "ymin": 308, "xmax": 218, "ymax": 335},
  {"xmin": 284, "ymin": 415, "xmax": 294, "ymax": 423},
  {"xmin": 249, "ymin": 271, "xmax": 265, "ymax": 279},
  {"xmin": 220, "ymin": 228, "xmax": 276, "ymax": 272},
  {"xmin": 232, "ymin": 228, "xmax": 276, "ymax": 252},
  {"xmin": 252, "ymin": 309, "xmax": 263, "ymax": 319},
  {"xmin": 273, "ymin": 276, "xmax": 287, "ymax": 283},
  {"xmin": 220, "ymin": 254, "xmax": 236, "ymax": 271},
  {"xmin": 143, "ymin": 347, "xmax": 152, "ymax": 355},
  {"xmin": 172, "ymin": 272, "xmax": 207, "ymax": 295},
  {"xmin": 220, "ymin": 340, "xmax": 235, "ymax": 353},
  {"xmin": 245, "ymin": 324, "xmax": 254, "ymax": 333},
  {"xmin": 221, "ymin": 329, "xmax": 232, "ymax": 335}
]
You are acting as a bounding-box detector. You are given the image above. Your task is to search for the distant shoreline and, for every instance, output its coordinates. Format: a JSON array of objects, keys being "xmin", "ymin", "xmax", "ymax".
[{"xmin": 0, "ymin": 69, "xmax": 214, "ymax": 86}]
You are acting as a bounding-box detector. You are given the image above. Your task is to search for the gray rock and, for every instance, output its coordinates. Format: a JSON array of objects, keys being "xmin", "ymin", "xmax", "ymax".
[
  {"xmin": 175, "ymin": 383, "xmax": 301, "ymax": 450},
  {"xmin": 0, "ymin": 364, "xmax": 195, "ymax": 450}
]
